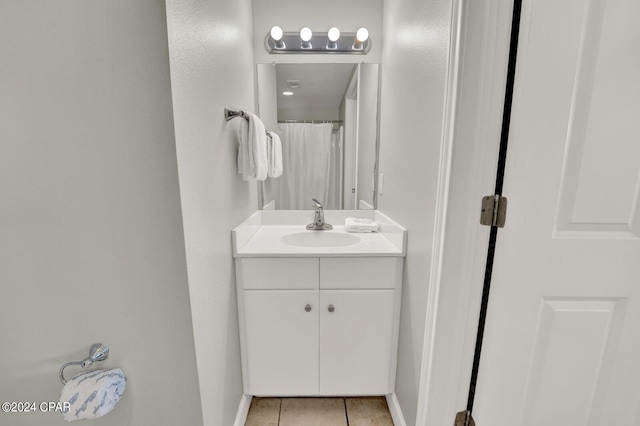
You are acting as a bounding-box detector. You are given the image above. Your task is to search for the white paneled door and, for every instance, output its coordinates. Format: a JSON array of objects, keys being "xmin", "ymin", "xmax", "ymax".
[{"xmin": 473, "ymin": 0, "xmax": 640, "ymax": 425}]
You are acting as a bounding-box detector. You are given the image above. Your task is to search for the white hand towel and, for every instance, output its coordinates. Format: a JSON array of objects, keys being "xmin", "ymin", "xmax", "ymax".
[
  {"xmin": 267, "ymin": 131, "xmax": 283, "ymax": 178},
  {"xmin": 60, "ymin": 368, "xmax": 126, "ymax": 422},
  {"xmin": 237, "ymin": 112, "xmax": 268, "ymax": 181},
  {"xmin": 345, "ymin": 218, "xmax": 379, "ymax": 233}
]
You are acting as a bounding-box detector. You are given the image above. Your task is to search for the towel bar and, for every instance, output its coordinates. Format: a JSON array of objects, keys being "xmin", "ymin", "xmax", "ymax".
[
  {"xmin": 225, "ymin": 107, "xmax": 274, "ymax": 138},
  {"xmin": 59, "ymin": 343, "xmax": 110, "ymax": 385},
  {"xmin": 224, "ymin": 107, "xmax": 249, "ymax": 121}
]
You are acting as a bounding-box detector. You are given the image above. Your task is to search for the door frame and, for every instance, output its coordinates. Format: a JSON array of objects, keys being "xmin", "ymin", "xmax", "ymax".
[{"xmin": 415, "ymin": 0, "xmax": 521, "ymax": 424}]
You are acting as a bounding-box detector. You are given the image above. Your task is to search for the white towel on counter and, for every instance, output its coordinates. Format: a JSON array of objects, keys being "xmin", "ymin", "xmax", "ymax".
[
  {"xmin": 237, "ymin": 112, "xmax": 268, "ymax": 181},
  {"xmin": 60, "ymin": 368, "xmax": 126, "ymax": 422},
  {"xmin": 267, "ymin": 131, "xmax": 283, "ymax": 178},
  {"xmin": 345, "ymin": 218, "xmax": 379, "ymax": 233}
]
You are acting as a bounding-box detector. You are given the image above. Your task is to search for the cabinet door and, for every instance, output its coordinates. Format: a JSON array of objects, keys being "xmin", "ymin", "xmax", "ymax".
[
  {"xmin": 243, "ymin": 290, "xmax": 319, "ymax": 395},
  {"xmin": 319, "ymin": 290, "xmax": 395, "ymax": 395}
]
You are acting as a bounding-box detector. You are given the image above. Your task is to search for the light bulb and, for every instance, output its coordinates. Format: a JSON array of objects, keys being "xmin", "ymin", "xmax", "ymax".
[
  {"xmin": 282, "ymin": 91, "xmax": 294, "ymax": 96},
  {"xmin": 300, "ymin": 27, "xmax": 313, "ymax": 42},
  {"xmin": 356, "ymin": 27, "xmax": 369, "ymax": 43},
  {"xmin": 328, "ymin": 27, "xmax": 340, "ymax": 42},
  {"xmin": 270, "ymin": 26, "xmax": 283, "ymax": 41}
]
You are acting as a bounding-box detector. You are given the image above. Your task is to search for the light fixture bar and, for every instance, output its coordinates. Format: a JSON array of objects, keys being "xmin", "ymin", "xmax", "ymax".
[{"xmin": 265, "ymin": 31, "xmax": 371, "ymax": 54}]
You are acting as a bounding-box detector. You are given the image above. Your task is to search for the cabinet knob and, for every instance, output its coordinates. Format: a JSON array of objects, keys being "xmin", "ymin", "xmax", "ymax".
[
  {"xmin": 305, "ymin": 304, "xmax": 312, "ymax": 312},
  {"xmin": 328, "ymin": 304, "xmax": 335, "ymax": 313}
]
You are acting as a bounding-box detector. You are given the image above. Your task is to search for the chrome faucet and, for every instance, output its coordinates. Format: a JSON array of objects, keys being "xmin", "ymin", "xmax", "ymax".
[{"xmin": 306, "ymin": 199, "xmax": 333, "ymax": 230}]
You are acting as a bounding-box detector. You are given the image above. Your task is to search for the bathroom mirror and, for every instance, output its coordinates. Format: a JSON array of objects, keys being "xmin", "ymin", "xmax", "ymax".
[{"xmin": 256, "ymin": 63, "xmax": 379, "ymax": 210}]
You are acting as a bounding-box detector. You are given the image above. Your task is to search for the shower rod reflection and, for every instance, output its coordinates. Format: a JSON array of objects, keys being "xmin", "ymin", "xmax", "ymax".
[{"xmin": 278, "ymin": 119, "xmax": 343, "ymax": 124}]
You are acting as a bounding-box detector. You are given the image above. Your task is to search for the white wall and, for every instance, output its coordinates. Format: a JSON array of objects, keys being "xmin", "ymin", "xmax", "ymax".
[
  {"xmin": 377, "ymin": 0, "xmax": 453, "ymax": 424},
  {"xmin": 252, "ymin": 0, "xmax": 383, "ymax": 64},
  {"xmin": 0, "ymin": 1, "xmax": 203, "ymax": 425},
  {"xmin": 165, "ymin": 0, "xmax": 258, "ymax": 425}
]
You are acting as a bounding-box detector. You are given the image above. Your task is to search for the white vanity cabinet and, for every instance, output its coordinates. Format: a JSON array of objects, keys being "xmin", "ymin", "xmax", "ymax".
[{"xmin": 236, "ymin": 256, "xmax": 403, "ymax": 396}]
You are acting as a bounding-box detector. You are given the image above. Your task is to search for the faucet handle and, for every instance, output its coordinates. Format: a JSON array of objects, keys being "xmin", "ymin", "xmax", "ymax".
[{"xmin": 312, "ymin": 198, "xmax": 322, "ymax": 209}]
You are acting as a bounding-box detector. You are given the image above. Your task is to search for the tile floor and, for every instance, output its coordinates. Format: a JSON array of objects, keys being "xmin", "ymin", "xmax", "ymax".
[{"xmin": 245, "ymin": 396, "xmax": 394, "ymax": 426}]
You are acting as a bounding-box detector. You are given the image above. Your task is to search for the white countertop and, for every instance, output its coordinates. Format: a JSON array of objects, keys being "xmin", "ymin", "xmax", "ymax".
[{"xmin": 232, "ymin": 210, "xmax": 407, "ymax": 258}]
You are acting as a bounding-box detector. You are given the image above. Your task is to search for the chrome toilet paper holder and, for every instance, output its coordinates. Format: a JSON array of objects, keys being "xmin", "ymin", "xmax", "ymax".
[{"xmin": 59, "ymin": 343, "xmax": 110, "ymax": 385}]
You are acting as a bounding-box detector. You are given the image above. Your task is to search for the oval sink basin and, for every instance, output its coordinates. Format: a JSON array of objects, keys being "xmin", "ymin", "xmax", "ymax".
[{"xmin": 280, "ymin": 231, "xmax": 360, "ymax": 247}]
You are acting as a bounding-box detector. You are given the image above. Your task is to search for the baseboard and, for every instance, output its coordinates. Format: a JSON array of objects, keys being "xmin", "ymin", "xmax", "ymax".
[
  {"xmin": 386, "ymin": 393, "xmax": 406, "ymax": 426},
  {"xmin": 233, "ymin": 394, "xmax": 252, "ymax": 426}
]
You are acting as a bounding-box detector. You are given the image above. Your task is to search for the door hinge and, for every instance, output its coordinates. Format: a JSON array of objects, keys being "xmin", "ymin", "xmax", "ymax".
[
  {"xmin": 480, "ymin": 194, "xmax": 507, "ymax": 228},
  {"xmin": 455, "ymin": 411, "xmax": 476, "ymax": 426}
]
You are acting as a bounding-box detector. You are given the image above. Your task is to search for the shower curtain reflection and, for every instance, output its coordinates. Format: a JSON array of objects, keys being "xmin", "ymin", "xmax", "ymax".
[{"xmin": 277, "ymin": 123, "xmax": 343, "ymax": 210}]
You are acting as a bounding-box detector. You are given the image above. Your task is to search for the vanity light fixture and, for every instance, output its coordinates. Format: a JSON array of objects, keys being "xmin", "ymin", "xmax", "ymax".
[
  {"xmin": 326, "ymin": 27, "xmax": 340, "ymax": 50},
  {"xmin": 300, "ymin": 27, "xmax": 313, "ymax": 49},
  {"xmin": 264, "ymin": 26, "xmax": 370, "ymax": 54},
  {"xmin": 353, "ymin": 27, "xmax": 369, "ymax": 50},
  {"xmin": 270, "ymin": 26, "xmax": 285, "ymax": 49},
  {"xmin": 282, "ymin": 91, "xmax": 294, "ymax": 96}
]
